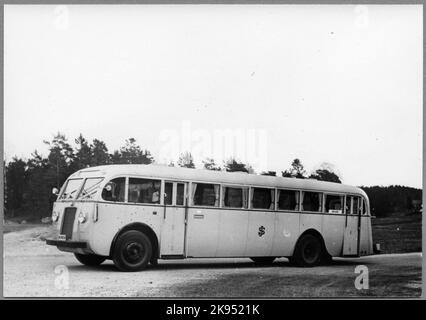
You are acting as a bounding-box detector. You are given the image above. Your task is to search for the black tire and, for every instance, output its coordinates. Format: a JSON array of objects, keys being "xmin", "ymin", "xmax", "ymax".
[
  {"xmin": 74, "ymin": 253, "xmax": 106, "ymax": 266},
  {"xmin": 321, "ymin": 252, "xmax": 333, "ymax": 265},
  {"xmin": 250, "ymin": 257, "xmax": 276, "ymax": 265},
  {"xmin": 150, "ymin": 258, "xmax": 158, "ymax": 267},
  {"xmin": 112, "ymin": 230, "xmax": 152, "ymax": 272},
  {"xmin": 291, "ymin": 234, "xmax": 323, "ymax": 267}
]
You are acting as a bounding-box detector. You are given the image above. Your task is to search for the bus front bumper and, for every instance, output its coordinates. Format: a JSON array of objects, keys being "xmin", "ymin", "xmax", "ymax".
[{"xmin": 46, "ymin": 239, "xmax": 87, "ymax": 249}]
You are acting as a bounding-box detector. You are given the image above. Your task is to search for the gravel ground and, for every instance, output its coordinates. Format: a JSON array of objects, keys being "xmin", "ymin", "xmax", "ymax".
[{"xmin": 3, "ymin": 224, "xmax": 422, "ymax": 298}]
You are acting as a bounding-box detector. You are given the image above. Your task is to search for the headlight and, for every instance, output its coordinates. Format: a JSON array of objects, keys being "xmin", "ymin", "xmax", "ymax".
[
  {"xmin": 78, "ymin": 212, "xmax": 87, "ymax": 223},
  {"xmin": 52, "ymin": 211, "xmax": 59, "ymax": 222}
]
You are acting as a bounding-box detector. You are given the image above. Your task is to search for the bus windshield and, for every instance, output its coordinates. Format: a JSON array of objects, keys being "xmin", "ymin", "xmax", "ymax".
[
  {"xmin": 78, "ymin": 177, "xmax": 104, "ymax": 200},
  {"xmin": 59, "ymin": 178, "xmax": 83, "ymax": 200}
]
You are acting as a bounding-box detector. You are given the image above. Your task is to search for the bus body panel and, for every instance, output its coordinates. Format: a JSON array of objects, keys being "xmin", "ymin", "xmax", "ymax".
[
  {"xmin": 216, "ymin": 209, "xmax": 249, "ymax": 257},
  {"xmin": 75, "ymin": 202, "xmax": 97, "ymax": 244},
  {"xmin": 53, "ymin": 201, "xmax": 97, "ymax": 254},
  {"xmin": 186, "ymin": 208, "xmax": 220, "ymax": 257},
  {"xmin": 359, "ymin": 217, "xmax": 373, "ymax": 255},
  {"xmin": 322, "ymin": 215, "xmax": 345, "ymax": 256},
  {"xmin": 299, "ymin": 213, "xmax": 323, "ymax": 237},
  {"xmin": 48, "ymin": 164, "xmax": 376, "ymax": 263},
  {"xmin": 160, "ymin": 206, "xmax": 186, "ymax": 256},
  {"xmin": 270, "ymin": 211, "xmax": 300, "ymax": 257},
  {"xmin": 245, "ymin": 211, "xmax": 275, "ymax": 257},
  {"xmin": 342, "ymin": 215, "xmax": 359, "ymax": 256},
  {"xmin": 90, "ymin": 203, "xmax": 163, "ymax": 256}
]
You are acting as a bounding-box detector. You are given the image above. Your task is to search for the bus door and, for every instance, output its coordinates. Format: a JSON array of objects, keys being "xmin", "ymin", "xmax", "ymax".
[
  {"xmin": 343, "ymin": 196, "xmax": 360, "ymax": 256},
  {"xmin": 160, "ymin": 181, "xmax": 188, "ymax": 257}
]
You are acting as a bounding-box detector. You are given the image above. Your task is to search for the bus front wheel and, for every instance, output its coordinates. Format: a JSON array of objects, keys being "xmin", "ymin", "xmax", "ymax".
[
  {"xmin": 112, "ymin": 230, "xmax": 152, "ymax": 272},
  {"xmin": 291, "ymin": 234, "xmax": 322, "ymax": 267},
  {"xmin": 250, "ymin": 257, "xmax": 276, "ymax": 265},
  {"xmin": 74, "ymin": 253, "xmax": 106, "ymax": 266}
]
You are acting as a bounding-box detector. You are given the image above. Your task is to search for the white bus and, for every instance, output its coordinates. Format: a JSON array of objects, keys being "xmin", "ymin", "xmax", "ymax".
[{"xmin": 46, "ymin": 164, "xmax": 375, "ymax": 271}]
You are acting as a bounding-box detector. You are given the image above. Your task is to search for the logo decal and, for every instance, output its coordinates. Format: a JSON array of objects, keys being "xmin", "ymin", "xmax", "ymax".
[{"xmin": 258, "ymin": 226, "xmax": 265, "ymax": 237}]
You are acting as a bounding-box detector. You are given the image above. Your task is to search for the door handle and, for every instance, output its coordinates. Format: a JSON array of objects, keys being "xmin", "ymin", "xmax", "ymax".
[{"xmin": 194, "ymin": 214, "xmax": 204, "ymax": 219}]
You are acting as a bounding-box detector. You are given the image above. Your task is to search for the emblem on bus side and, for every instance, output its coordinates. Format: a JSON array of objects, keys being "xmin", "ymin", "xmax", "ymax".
[{"xmin": 258, "ymin": 226, "xmax": 265, "ymax": 237}]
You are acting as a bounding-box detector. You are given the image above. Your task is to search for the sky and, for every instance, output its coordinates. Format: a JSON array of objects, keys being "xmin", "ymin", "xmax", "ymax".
[{"xmin": 4, "ymin": 5, "xmax": 423, "ymax": 188}]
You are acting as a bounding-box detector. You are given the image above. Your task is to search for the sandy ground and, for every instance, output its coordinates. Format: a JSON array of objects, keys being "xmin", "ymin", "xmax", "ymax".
[{"xmin": 3, "ymin": 225, "xmax": 422, "ymax": 298}]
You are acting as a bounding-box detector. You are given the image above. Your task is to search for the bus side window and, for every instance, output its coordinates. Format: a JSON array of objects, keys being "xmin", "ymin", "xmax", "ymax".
[
  {"xmin": 176, "ymin": 183, "xmax": 185, "ymax": 206},
  {"xmin": 352, "ymin": 197, "xmax": 360, "ymax": 215},
  {"xmin": 345, "ymin": 196, "xmax": 352, "ymax": 214},
  {"xmin": 301, "ymin": 191, "xmax": 322, "ymax": 212},
  {"xmin": 251, "ymin": 188, "xmax": 274, "ymax": 210},
  {"xmin": 277, "ymin": 189, "xmax": 299, "ymax": 211},
  {"xmin": 192, "ymin": 183, "xmax": 220, "ymax": 207},
  {"xmin": 128, "ymin": 178, "xmax": 161, "ymax": 204},
  {"xmin": 164, "ymin": 182, "xmax": 173, "ymax": 205},
  {"xmin": 324, "ymin": 194, "xmax": 344, "ymax": 213},
  {"xmin": 361, "ymin": 198, "xmax": 368, "ymax": 215},
  {"xmin": 223, "ymin": 186, "xmax": 248, "ymax": 208},
  {"xmin": 102, "ymin": 177, "xmax": 126, "ymax": 202}
]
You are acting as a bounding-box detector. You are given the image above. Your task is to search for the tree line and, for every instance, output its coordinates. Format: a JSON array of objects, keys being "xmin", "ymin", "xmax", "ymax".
[
  {"xmin": 4, "ymin": 133, "xmax": 421, "ymax": 220},
  {"xmin": 360, "ymin": 185, "xmax": 422, "ymax": 217}
]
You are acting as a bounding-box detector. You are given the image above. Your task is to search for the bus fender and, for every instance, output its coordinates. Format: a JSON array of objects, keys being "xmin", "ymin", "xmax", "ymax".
[
  {"xmin": 109, "ymin": 222, "xmax": 159, "ymax": 263},
  {"xmin": 293, "ymin": 229, "xmax": 330, "ymax": 258}
]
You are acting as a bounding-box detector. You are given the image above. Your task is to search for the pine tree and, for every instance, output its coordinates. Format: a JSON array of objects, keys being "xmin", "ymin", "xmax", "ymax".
[{"xmin": 177, "ymin": 152, "xmax": 195, "ymax": 168}]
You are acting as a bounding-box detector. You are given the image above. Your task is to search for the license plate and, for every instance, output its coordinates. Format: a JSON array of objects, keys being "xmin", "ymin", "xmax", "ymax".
[{"xmin": 58, "ymin": 234, "xmax": 66, "ymax": 241}]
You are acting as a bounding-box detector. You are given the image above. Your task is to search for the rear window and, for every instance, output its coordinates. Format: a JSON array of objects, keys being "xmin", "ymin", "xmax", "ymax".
[
  {"xmin": 59, "ymin": 179, "xmax": 83, "ymax": 200},
  {"xmin": 78, "ymin": 178, "xmax": 104, "ymax": 200}
]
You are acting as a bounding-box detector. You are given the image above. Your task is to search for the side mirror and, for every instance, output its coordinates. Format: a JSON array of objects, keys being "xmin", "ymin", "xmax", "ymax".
[{"xmin": 52, "ymin": 187, "xmax": 59, "ymax": 195}]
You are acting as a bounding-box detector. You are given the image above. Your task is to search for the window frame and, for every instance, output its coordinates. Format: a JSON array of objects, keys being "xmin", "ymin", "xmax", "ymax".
[
  {"xmin": 58, "ymin": 178, "xmax": 84, "ymax": 201},
  {"xmin": 99, "ymin": 176, "xmax": 127, "ymax": 203},
  {"xmin": 300, "ymin": 190, "xmax": 324, "ymax": 213},
  {"xmin": 345, "ymin": 195, "xmax": 352, "ymax": 214},
  {"xmin": 190, "ymin": 181, "xmax": 221, "ymax": 208},
  {"xmin": 77, "ymin": 177, "xmax": 105, "ymax": 200},
  {"xmin": 345, "ymin": 194, "xmax": 363, "ymax": 215},
  {"xmin": 221, "ymin": 184, "xmax": 249, "ymax": 209},
  {"xmin": 323, "ymin": 192, "xmax": 346, "ymax": 215},
  {"xmin": 351, "ymin": 196, "xmax": 361, "ymax": 216},
  {"xmin": 126, "ymin": 176, "xmax": 163, "ymax": 205},
  {"xmin": 249, "ymin": 186, "xmax": 276, "ymax": 211},
  {"xmin": 276, "ymin": 188, "xmax": 301, "ymax": 212},
  {"xmin": 163, "ymin": 180, "xmax": 188, "ymax": 207},
  {"xmin": 361, "ymin": 197, "xmax": 369, "ymax": 215},
  {"xmin": 94, "ymin": 173, "xmax": 372, "ymax": 217}
]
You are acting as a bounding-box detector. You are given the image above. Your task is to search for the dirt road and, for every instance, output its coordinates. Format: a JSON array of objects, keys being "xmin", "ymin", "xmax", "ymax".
[{"xmin": 3, "ymin": 225, "xmax": 422, "ymax": 297}]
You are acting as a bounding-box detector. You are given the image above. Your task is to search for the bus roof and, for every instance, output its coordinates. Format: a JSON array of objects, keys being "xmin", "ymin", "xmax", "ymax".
[{"xmin": 70, "ymin": 164, "xmax": 366, "ymax": 196}]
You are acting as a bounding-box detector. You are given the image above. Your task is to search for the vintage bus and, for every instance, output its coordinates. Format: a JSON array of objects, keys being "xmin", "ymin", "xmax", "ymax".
[{"xmin": 46, "ymin": 164, "xmax": 375, "ymax": 271}]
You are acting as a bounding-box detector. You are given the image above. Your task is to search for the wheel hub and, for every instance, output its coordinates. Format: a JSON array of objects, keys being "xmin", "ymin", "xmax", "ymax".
[
  {"xmin": 124, "ymin": 242, "xmax": 145, "ymax": 263},
  {"xmin": 303, "ymin": 242, "xmax": 319, "ymax": 263}
]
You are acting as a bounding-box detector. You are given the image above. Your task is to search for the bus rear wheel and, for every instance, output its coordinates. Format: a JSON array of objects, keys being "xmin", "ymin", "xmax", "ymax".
[
  {"xmin": 250, "ymin": 257, "xmax": 276, "ymax": 265},
  {"xmin": 291, "ymin": 234, "xmax": 322, "ymax": 267},
  {"xmin": 112, "ymin": 230, "xmax": 152, "ymax": 272},
  {"xmin": 74, "ymin": 253, "xmax": 106, "ymax": 266}
]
